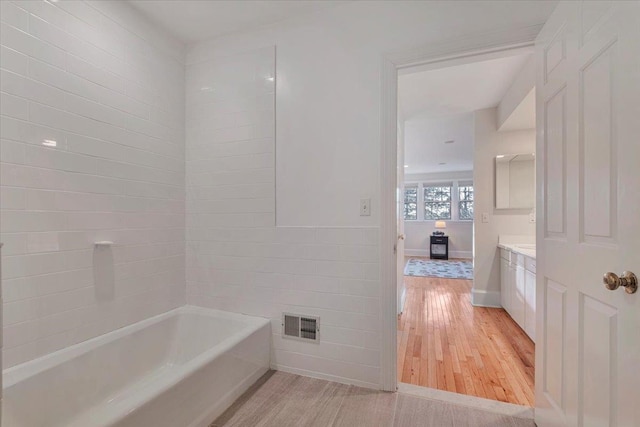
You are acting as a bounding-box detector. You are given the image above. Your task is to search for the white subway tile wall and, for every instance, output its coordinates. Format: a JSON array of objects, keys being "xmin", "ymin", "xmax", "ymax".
[
  {"xmin": 1, "ymin": 1, "xmax": 383, "ymax": 388},
  {"xmin": 185, "ymin": 47, "xmax": 381, "ymax": 388},
  {"xmin": 0, "ymin": 1, "xmax": 186, "ymax": 368}
]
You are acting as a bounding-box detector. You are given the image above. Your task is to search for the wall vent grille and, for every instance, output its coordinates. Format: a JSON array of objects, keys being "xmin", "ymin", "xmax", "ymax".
[{"xmin": 282, "ymin": 313, "xmax": 319, "ymax": 342}]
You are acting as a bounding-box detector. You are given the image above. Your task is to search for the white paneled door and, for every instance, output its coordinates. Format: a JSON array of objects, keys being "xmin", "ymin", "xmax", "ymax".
[{"xmin": 535, "ymin": 2, "xmax": 639, "ymax": 427}]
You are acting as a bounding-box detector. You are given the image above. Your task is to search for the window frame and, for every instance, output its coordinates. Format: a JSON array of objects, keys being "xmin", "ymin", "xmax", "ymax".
[
  {"xmin": 457, "ymin": 184, "xmax": 474, "ymax": 221},
  {"xmin": 402, "ymin": 185, "xmax": 419, "ymax": 221},
  {"xmin": 423, "ymin": 184, "xmax": 452, "ymax": 221},
  {"xmin": 402, "ymin": 180, "xmax": 474, "ymax": 222}
]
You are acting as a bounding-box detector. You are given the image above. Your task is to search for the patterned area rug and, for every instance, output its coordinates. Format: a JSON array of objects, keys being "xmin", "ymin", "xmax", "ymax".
[{"xmin": 404, "ymin": 258, "xmax": 473, "ymax": 280}]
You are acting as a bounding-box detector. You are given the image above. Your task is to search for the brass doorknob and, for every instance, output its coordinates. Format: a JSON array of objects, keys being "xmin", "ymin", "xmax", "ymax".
[{"xmin": 603, "ymin": 271, "xmax": 638, "ymax": 294}]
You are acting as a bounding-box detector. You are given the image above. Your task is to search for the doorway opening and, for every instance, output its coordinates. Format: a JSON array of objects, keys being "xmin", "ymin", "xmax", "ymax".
[{"xmin": 395, "ymin": 49, "xmax": 537, "ymax": 407}]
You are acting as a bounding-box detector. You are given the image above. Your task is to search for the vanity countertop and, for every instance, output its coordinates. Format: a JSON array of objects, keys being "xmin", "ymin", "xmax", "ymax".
[{"xmin": 498, "ymin": 243, "xmax": 536, "ymax": 260}]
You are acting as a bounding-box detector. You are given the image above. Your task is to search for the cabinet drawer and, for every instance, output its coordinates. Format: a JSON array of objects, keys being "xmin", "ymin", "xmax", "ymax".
[
  {"xmin": 500, "ymin": 248, "xmax": 511, "ymax": 261},
  {"xmin": 525, "ymin": 257, "xmax": 536, "ymax": 274},
  {"xmin": 431, "ymin": 236, "xmax": 448, "ymax": 244},
  {"xmin": 514, "ymin": 253, "xmax": 526, "ymax": 267}
]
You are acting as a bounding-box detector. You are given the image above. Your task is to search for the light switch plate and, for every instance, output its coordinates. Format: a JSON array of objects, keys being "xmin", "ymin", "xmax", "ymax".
[{"xmin": 360, "ymin": 198, "xmax": 371, "ymax": 216}]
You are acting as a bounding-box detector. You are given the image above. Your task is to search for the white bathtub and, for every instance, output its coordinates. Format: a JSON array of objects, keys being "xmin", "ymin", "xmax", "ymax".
[{"xmin": 2, "ymin": 306, "xmax": 271, "ymax": 427}]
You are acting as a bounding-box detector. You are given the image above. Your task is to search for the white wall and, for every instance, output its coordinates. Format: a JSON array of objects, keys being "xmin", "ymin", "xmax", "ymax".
[
  {"xmin": 497, "ymin": 55, "xmax": 535, "ymax": 130},
  {"xmin": 472, "ymin": 108, "xmax": 535, "ymax": 307},
  {"xmin": 403, "ymin": 171, "xmax": 474, "ymax": 259},
  {"xmin": 0, "ymin": 0, "xmax": 185, "ymax": 368},
  {"xmin": 185, "ymin": 47, "xmax": 381, "ymax": 388},
  {"xmin": 405, "ymin": 221, "xmax": 473, "ymax": 259}
]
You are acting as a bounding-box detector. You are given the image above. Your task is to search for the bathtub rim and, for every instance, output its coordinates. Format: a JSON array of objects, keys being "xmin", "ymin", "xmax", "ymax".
[{"xmin": 2, "ymin": 305, "xmax": 270, "ymax": 389}]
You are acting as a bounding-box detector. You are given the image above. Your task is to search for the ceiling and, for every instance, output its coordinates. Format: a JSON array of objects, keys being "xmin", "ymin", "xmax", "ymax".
[
  {"xmin": 403, "ymin": 112, "xmax": 474, "ymax": 175},
  {"xmin": 128, "ymin": 1, "xmax": 348, "ymax": 44},
  {"xmin": 400, "ymin": 53, "xmax": 533, "ymax": 175},
  {"xmin": 398, "ymin": 53, "xmax": 532, "ymax": 120}
]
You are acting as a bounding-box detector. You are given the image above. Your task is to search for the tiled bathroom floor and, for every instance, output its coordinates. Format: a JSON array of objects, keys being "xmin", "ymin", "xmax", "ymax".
[{"xmin": 210, "ymin": 371, "xmax": 534, "ymax": 426}]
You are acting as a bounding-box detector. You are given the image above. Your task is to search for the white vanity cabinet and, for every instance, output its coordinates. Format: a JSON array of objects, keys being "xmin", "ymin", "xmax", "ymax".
[
  {"xmin": 500, "ymin": 246, "xmax": 536, "ymax": 342},
  {"xmin": 500, "ymin": 253, "xmax": 511, "ymax": 311}
]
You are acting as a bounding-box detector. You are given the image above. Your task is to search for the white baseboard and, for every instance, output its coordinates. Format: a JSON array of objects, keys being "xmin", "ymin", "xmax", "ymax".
[
  {"xmin": 470, "ymin": 289, "xmax": 502, "ymax": 308},
  {"xmin": 271, "ymin": 364, "xmax": 380, "ymax": 390},
  {"xmin": 405, "ymin": 249, "xmax": 472, "ymax": 259},
  {"xmin": 404, "ymin": 249, "xmax": 429, "ymax": 257}
]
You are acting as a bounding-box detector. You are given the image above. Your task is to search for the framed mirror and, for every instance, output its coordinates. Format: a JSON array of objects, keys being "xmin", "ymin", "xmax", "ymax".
[{"xmin": 495, "ymin": 153, "xmax": 535, "ymax": 209}]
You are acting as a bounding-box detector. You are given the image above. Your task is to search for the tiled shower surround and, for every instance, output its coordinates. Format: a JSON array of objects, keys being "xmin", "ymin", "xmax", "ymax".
[
  {"xmin": 1, "ymin": 1, "xmax": 381, "ymax": 387},
  {"xmin": 0, "ymin": 1, "xmax": 186, "ymax": 367}
]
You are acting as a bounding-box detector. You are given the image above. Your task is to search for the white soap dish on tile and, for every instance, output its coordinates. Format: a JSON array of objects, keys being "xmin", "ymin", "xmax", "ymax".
[{"xmin": 94, "ymin": 241, "xmax": 114, "ymax": 247}]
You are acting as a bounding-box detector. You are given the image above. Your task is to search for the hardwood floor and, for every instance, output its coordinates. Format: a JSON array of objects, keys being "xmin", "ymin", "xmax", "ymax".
[
  {"xmin": 211, "ymin": 370, "xmax": 534, "ymax": 426},
  {"xmin": 397, "ymin": 274, "xmax": 535, "ymax": 406}
]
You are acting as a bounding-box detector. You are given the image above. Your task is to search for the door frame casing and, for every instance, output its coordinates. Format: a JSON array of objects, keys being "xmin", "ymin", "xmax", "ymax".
[{"xmin": 379, "ymin": 24, "xmax": 544, "ymax": 391}]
